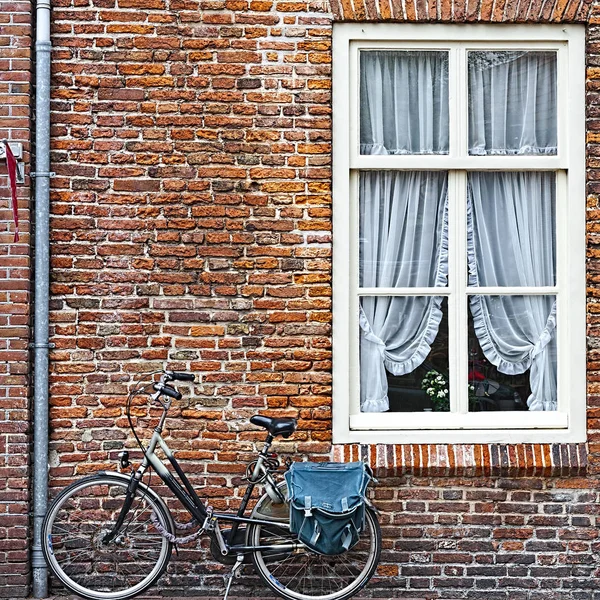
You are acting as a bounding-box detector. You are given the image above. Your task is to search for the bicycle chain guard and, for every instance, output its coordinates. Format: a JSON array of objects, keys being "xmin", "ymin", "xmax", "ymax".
[{"xmin": 209, "ymin": 527, "xmax": 251, "ymax": 565}]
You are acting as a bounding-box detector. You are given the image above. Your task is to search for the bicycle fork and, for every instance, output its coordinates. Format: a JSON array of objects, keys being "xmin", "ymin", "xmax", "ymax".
[{"xmin": 101, "ymin": 468, "xmax": 144, "ymax": 545}]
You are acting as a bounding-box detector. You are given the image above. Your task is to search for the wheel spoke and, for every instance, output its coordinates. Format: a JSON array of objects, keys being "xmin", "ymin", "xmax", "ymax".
[{"xmin": 57, "ymin": 547, "xmax": 95, "ymax": 566}]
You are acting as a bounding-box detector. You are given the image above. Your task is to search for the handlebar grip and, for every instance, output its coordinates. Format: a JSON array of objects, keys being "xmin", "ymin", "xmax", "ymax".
[
  {"xmin": 153, "ymin": 383, "xmax": 182, "ymax": 400},
  {"xmin": 170, "ymin": 371, "xmax": 195, "ymax": 382}
]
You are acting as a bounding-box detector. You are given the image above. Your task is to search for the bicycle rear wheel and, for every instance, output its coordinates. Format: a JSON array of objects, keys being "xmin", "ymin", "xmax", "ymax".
[
  {"xmin": 42, "ymin": 473, "xmax": 173, "ymax": 600},
  {"xmin": 248, "ymin": 485, "xmax": 381, "ymax": 600}
]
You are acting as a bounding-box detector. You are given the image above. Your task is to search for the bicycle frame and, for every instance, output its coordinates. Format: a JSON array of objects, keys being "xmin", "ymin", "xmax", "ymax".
[{"xmin": 104, "ymin": 394, "xmax": 298, "ymax": 558}]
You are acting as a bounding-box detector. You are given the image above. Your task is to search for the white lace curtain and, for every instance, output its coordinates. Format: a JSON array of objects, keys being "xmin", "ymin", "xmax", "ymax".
[
  {"xmin": 358, "ymin": 50, "xmax": 557, "ymax": 412},
  {"xmin": 468, "ymin": 172, "xmax": 557, "ymax": 411},
  {"xmin": 359, "ymin": 172, "xmax": 448, "ymax": 412},
  {"xmin": 468, "ymin": 51, "xmax": 557, "ymax": 156},
  {"xmin": 360, "ymin": 51, "xmax": 449, "ymax": 155}
]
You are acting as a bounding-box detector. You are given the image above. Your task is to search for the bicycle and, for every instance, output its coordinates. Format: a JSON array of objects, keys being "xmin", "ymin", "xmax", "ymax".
[{"xmin": 42, "ymin": 370, "xmax": 382, "ymax": 600}]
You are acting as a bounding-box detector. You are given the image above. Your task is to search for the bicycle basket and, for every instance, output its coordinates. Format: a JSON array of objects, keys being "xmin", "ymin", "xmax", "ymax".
[{"xmin": 284, "ymin": 461, "xmax": 371, "ymax": 556}]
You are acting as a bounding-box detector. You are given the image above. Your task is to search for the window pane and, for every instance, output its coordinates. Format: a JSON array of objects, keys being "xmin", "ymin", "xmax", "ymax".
[
  {"xmin": 359, "ymin": 296, "xmax": 449, "ymax": 413},
  {"xmin": 468, "ymin": 295, "xmax": 556, "ymax": 412},
  {"xmin": 360, "ymin": 51, "xmax": 449, "ymax": 156},
  {"xmin": 467, "ymin": 172, "xmax": 555, "ymax": 287},
  {"xmin": 468, "ymin": 51, "xmax": 557, "ymax": 156},
  {"xmin": 360, "ymin": 171, "xmax": 448, "ymax": 288}
]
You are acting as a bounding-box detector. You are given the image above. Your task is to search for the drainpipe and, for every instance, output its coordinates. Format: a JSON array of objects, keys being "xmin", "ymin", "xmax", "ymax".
[{"xmin": 31, "ymin": 0, "xmax": 52, "ymax": 594}]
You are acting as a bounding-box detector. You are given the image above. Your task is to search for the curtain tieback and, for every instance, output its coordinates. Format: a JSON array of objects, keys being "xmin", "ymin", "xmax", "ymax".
[
  {"xmin": 358, "ymin": 307, "xmax": 386, "ymax": 353},
  {"xmin": 530, "ymin": 307, "xmax": 557, "ymax": 360}
]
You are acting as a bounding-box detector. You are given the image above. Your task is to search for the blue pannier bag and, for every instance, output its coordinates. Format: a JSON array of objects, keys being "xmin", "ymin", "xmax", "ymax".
[{"xmin": 284, "ymin": 461, "xmax": 371, "ymax": 555}]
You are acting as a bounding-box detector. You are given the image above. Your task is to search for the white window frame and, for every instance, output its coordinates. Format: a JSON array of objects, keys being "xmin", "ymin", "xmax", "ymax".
[{"xmin": 332, "ymin": 24, "xmax": 586, "ymax": 444}]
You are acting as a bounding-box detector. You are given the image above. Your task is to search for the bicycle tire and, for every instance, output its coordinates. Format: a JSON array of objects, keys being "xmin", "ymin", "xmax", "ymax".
[
  {"xmin": 42, "ymin": 473, "xmax": 174, "ymax": 600},
  {"xmin": 248, "ymin": 484, "xmax": 382, "ymax": 600}
]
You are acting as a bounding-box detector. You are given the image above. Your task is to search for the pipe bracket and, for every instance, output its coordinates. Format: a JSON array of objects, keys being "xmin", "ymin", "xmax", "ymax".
[
  {"xmin": 31, "ymin": 172, "xmax": 55, "ymax": 178},
  {"xmin": 29, "ymin": 342, "xmax": 55, "ymax": 349},
  {"xmin": 31, "ymin": 546, "xmax": 47, "ymax": 569}
]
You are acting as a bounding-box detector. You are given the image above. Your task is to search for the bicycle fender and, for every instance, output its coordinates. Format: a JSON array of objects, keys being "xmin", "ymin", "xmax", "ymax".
[
  {"xmin": 97, "ymin": 470, "xmax": 176, "ymax": 533},
  {"xmin": 365, "ymin": 498, "xmax": 380, "ymax": 516}
]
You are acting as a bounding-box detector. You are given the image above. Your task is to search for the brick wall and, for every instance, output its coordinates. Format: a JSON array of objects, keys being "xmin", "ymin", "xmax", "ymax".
[
  {"xmin": 48, "ymin": 0, "xmax": 334, "ymax": 594},
  {"xmin": 40, "ymin": 0, "xmax": 600, "ymax": 597},
  {"xmin": 0, "ymin": 0, "xmax": 31, "ymax": 597},
  {"xmin": 48, "ymin": 0, "xmax": 334, "ymax": 481}
]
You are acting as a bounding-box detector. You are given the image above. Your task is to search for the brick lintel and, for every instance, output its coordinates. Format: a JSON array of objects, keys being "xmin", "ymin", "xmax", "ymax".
[
  {"xmin": 327, "ymin": 0, "xmax": 595, "ymax": 22},
  {"xmin": 332, "ymin": 443, "xmax": 589, "ymax": 477}
]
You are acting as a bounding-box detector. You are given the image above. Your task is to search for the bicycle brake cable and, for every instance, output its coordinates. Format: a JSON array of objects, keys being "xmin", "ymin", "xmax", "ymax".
[{"xmin": 127, "ymin": 372, "xmax": 162, "ymax": 455}]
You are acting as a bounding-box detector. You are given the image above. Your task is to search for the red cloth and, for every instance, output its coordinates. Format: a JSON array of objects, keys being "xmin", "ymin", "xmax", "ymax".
[
  {"xmin": 4, "ymin": 141, "xmax": 19, "ymax": 242},
  {"xmin": 468, "ymin": 368, "xmax": 486, "ymax": 381}
]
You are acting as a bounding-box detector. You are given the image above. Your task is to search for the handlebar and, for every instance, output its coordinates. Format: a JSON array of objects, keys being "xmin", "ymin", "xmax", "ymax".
[
  {"xmin": 153, "ymin": 383, "xmax": 182, "ymax": 400},
  {"xmin": 148, "ymin": 371, "xmax": 196, "ymax": 402},
  {"xmin": 127, "ymin": 371, "xmax": 195, "ymax": 452},
  {"xmin": 165, "ymin": 371, "xmax": 195, "ymax": 382}
]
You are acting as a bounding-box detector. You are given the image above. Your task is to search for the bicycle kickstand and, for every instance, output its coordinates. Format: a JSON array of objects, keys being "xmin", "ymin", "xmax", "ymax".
[{"xmin": 223, "ymin": 554, "xmax": 244, "ymax": 600}]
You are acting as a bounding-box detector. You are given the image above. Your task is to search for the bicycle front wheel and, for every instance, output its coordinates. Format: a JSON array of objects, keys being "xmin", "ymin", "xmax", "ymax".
[
  {"xmin": 249, "ymin": 487, "xmax": 381, "ymax": 600},
  {"xmin": 42, "ymin": 473, "xmax": 174, "ymax": 600}
]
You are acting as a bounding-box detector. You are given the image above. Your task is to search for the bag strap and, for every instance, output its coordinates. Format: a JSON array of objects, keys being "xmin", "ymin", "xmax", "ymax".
[
  {"xmin": 304, "ymin": 495, "xmax": 312, "ymax": 517},
  {"xmin": 341, "ymin": 524, "xmax": 354, "ymax": 551},
  {"xmin": 310, "ymin": 521, "xmax": 321, "ymax": 547},
  {"xmin": 341, "ymin": 497, "xmax": 348, "ymax": 512}
]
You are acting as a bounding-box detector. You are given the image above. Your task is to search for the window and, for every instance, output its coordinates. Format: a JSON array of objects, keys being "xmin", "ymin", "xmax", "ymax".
[{"xmin": 332, "ymin": 25, "xmax": 586, "ymax": 444}]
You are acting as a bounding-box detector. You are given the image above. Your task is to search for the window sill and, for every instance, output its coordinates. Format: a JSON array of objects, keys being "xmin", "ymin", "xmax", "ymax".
[
  {"xmin": 349, "ymin": 411, "xmax": 569, "ymax": 431},
  {"xmin": 331, "ymin": 442, "xmax": 588, "ymax": 477}
]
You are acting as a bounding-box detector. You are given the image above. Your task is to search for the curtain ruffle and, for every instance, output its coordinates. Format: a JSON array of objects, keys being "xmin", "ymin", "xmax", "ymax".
[
  {"xmin": 466, "ymin": 183, "xmax": 557, "ymax": 410},
  {"xmin": 362, "ymin": 143, "xmax": 557, "ymax": 157},
  {"xmin": 358, "ymin": 192, "xmax": 449, "ymax": 381},
  {"xmin": 469, "ymin": 146, "xmax": 557, "ymax": 156},
  {"xmin": 361, "ymin": 395, "xmax": 389, "ymax": 413},
  {"xmin": 359, "ymin": 144, "xmax": 450, "ymax": 156},
  {"xmin": 468, "ymin": 294, "xmax": 557, "ymax": 375},
  {"xmin": 359, "ymin": 300, "xmax": 443, "ymax": 378}
]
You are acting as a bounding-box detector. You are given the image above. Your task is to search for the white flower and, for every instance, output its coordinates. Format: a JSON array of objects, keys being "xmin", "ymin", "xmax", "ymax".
[
  {"xmin": 444, "ymin": 389, "xmax": 449, "ymax": 394},
  {"xmin": 437, "ymin": 391, "xmax": 446, "ymax": 398}
]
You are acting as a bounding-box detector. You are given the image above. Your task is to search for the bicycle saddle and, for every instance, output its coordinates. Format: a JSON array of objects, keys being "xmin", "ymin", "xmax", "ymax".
[{"xmin": 250, "ymin": 415, "xmax": 297, "ymax": 438}]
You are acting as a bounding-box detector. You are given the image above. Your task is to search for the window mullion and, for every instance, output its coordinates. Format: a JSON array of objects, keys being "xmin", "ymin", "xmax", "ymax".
[
  {"xmin": 454, "ymin": 170, "xmax": 469, "ymax": 415},
  {"xmin": 450, "ymin": 44, "xmax": 469, "ymax": 416},
  {"xmin": 447, "ymin": 172, "xmax": 458, "ymax": 415},
  {"xmin": 449, "ymin": 45, "xmax": 461, "ymax": 159},
  {"xmin": 457, "ymin": 43, "xmax": 468, "ymax": 157},
  {"xmin": 555, "ymin": 170, "xmax": 567, "ymax": 414}
]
